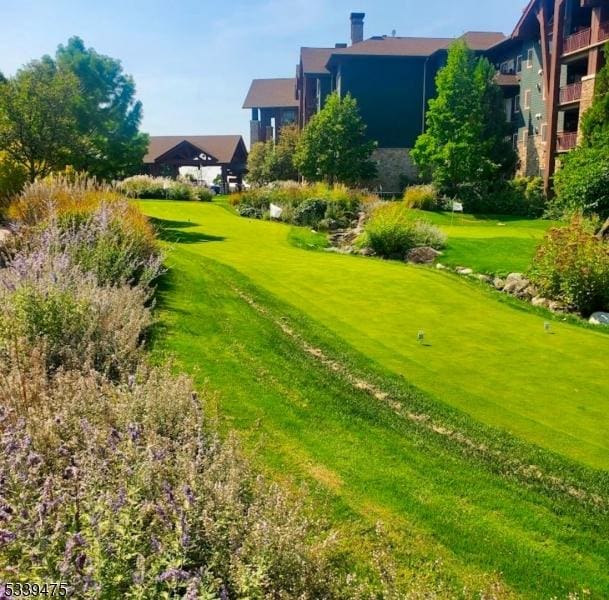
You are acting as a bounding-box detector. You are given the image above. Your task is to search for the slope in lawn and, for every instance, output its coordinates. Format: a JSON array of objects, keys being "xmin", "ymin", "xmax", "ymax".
[
  {"xmin": 140, "ymin": 200, "xmax": 609, "ymax": 470},
  {"xmin": 150, "ymin": 247, "xmax": 609, "ymax": 598}
]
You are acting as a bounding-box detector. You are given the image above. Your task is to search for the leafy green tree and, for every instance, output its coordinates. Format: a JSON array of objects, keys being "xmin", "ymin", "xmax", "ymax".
[
  {"xmin": 581, "ymin": 44, "xmax": 609, "ymax": 148},
  {"xmin": 246, "ymin": 142, "xmax": 272, "ymax": 186},
  {"xmin": 295, "ymin": 92, "xmax": 376, "ymax": 185},
  {"xmin": 552, "ymin": 45, "xmax": 609, "ymax": 220},
  {"xmin": 412, "ymin": 40, "xmax": 517, "ymax": 196},
  {"xmin": 246, "ymin": 124, "xmax": 300, "ymax": 185},
  {"xmin": 266, "ymin": 123, "xmax": 300, "ymax": 181},
  {"xmin": 0, "ymin": 59, "xmax": 83, "ymax": 182},
  {"xmin": 55, "ymin": 37, "xmax": 148, "ymax": 180}
]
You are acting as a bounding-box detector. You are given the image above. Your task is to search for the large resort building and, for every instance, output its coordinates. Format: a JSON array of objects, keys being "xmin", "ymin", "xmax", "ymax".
[{"xmin": 243, "ymin": 2, "xmax": 609, "ymax": 193}]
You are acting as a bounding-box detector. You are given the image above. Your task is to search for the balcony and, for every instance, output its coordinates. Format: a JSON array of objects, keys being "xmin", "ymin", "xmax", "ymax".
[
  {"xmin": 562, "ymin": 22, "xmax": 609, "ymax": 55},
  {"xmin": 557, "ymin": 131, "xmax": 578, "ymax": 152},
  {"xmin": 559, "ymin": 81, "xmax": 583, "ymax": 105},
  {"xmin": 563, "ymin": 28, "xmax": 591, "ymax": 54}
]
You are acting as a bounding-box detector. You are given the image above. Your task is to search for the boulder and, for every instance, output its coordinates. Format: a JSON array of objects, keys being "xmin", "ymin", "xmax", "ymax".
[
  {"xmin": 358, "ymin": 247, "xmax": 375, "ymax": 257},
  {"xmin": 406, "ymin": 246, "xmax": 441, "ymax": 265},
  {"xmin": 456, "ymin": 267, "xmax": 474, "ymax": 276},
  {"xmin": 531, "ymin": 296, "xmax": 551, "ymax": 308},
  {"xmin": 435, "ymin": 263, "xmax": 447, "ymax": 270},
  {"xmin": 493, "ymin": 277, "xmax": 505, "ymax": 290},
  {"xmin": 476, "ymin": 274, "xmax": 493, "ymax": 284},
  {"xmin": 548, "ymin": 300, "xmax": 567, "ymax": 313},
  {"xmin": 503, "ymin": 274, "xmax": 531, "ymax": 296},
  {"xmin": 589, "ymin": 311, "xmax": 609, "ymax": 326}
]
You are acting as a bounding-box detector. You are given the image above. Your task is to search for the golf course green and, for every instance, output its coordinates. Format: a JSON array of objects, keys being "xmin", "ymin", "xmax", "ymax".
[{"xmin": 141, "ymin": 199, "xmax": 609, "ymax": 470}]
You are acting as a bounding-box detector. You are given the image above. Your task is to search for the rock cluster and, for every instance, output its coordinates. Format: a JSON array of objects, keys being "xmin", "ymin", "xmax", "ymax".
[{"xmin": 406, "ymin": 246, "xmax": 441, "ymax": 265}]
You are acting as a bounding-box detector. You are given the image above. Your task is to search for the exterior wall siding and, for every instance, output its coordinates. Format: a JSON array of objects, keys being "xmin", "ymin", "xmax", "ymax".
[{"xmin": 338, "ymin": 55, "xmax": 427, "ymax": 148}]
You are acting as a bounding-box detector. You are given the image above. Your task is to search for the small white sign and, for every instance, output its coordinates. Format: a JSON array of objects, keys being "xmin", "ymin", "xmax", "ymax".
[
  {"xmin": 452, "ymin": 201, "xmax": 464, "ymax": 213},
  {"xmin": 270, "ymin": 203, "xmax": 283, "ymax": 219}
]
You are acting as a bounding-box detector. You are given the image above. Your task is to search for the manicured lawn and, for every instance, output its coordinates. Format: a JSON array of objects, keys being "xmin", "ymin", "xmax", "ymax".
[
  {"xmin": 148, "ymin": 235, "xmax": 609, "ymax": 597},
  {"xmin": 406, "ymin": 210, "xmax": 559, "ymax": 275},
  {"xmin": 141, "ymin": 199, "xmax": 609, "ymax": 471}
]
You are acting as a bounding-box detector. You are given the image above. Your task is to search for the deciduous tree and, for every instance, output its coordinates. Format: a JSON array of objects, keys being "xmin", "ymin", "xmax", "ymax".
[
  {"xmin": 0, "ymin": 59, "xmax": 82, "ymax": 182},
  {"xmin": 55, "ymin": 37, "xmax": 148, "ymax": 180},
  {"xmin": 295, "ymin": 92, "xmax": 376, "ymax": 185},
  {"xmin": 411, "ymin": 40, "xmax": 516, "ymax": 196}
]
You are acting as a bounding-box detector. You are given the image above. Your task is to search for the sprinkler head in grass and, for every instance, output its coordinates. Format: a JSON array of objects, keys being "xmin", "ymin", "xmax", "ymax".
[{"xmin": 417, "ymin": 330, "xmax": 425, "ymax": 344}]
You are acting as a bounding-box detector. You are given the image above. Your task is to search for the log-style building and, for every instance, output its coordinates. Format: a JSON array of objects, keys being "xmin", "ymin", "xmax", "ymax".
[
  {"xmin": 244, "ymin": 3, "xmax": 609, "ymax": 192},
  {"xmin": 143, "ymin": 135, "xmax": 248, "ymax": 191},
  {"xmin": 488, "ymin": 0, "xmax": 609, "ymax": 191}
]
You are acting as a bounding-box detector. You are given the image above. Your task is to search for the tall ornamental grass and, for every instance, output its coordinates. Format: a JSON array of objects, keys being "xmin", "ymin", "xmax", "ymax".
[
  {"xmin": 232, "ymin": 182, "xmax": 375, "ymax": 229},
  {"xmin": 118, "ymin": 175, "xmax": 213, "ymax": 201},
  {"xmin": 363, "ymin": 202, "xmax": 446, "ymax": 259},
  {"xmin": 0, "ymin": 178, "xmax": 391, "ymax": 597}
]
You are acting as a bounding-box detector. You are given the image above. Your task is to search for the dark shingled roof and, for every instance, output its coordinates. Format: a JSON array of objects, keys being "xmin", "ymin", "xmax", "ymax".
[
  {"xmin": 242, "ymin": 78, "xmax": 298, "ymax": 109},
  {"xmin": 144, "ymin": 135, "xmax": 245, "ymax": 164},
  {"xmin": 300, "ymin": 47, "xmax": 334, "ymax": 74},
  {"xmin": 326, "ymin": 31, "xmax": 506, "ymax": 63}
]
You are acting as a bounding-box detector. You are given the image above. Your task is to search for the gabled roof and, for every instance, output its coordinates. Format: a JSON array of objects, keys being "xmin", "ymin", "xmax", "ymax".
[
  {"xmin": 242, "ymin": 78, "xmax": 298, "ymax": 109},
  {"xmin": 144, "ymin": 136, "xmax": 246, "ymax": 165},
  {"xmin": 300, "ymin": 47, "xmax": 334, "ymax": 74},
  {"xmin": 325, "ymin": 31, "xmax": 506, "ymax": 65}
]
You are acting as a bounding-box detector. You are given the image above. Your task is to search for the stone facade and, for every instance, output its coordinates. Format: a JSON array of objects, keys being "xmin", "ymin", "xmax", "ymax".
[
  {"xmin": 577, "ymin": 74, "xmax": 596, "ymax": 144},
  {"xmin": 370, "ymin": 148, "xmax": 417, "ymax": 194}
]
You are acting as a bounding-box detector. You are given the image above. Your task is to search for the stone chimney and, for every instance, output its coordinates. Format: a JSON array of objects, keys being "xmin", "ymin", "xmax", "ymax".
[{"xmin": 350, "ymin": 12, "xmax": 365, "ymax": 45}]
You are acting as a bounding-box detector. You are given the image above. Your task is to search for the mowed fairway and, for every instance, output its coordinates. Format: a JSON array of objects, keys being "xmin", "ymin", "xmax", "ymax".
[
  {"xmin": 406, "ymin": 210, "xmax": 558, "ymax": 275},
  {"xmin": 141, "ymin": 200, "xmax": 609, "ymax": 470}
]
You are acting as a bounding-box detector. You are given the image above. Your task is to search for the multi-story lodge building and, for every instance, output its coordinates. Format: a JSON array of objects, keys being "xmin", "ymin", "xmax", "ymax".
[
  {"xmin": 242, "ymin": 78, "xmax": 298, "ymax": 145},
  {"xmin": 244, "ymin": 3, "xmax": 609, "ymax": 193},
  {"xmin": 488, "ymin": 0, "xmax": 609, "ymax": 191}
]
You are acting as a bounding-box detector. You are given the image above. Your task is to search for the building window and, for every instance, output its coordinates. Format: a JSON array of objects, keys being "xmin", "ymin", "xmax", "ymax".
[
  {"xmin": 516, "ymin": 55, "xmax": 523, "ymax": 73},
  {"xmin": 541, "ymin": 123, "xmax": 548, "ymax": 143},
  {"xmin": 504, "ymin": 98, "xmax": 513, "ymax": 122},
  {"xmin": 281, "ymin": 109, "xmax": 296, "ymax": 125},
  {"xmin": 500, "ymin": 61, "xmax": 509, "ymax": 74},
  {"xmin": 524, "ymin": 89, "xmax": 531, "ymax": 110},
  {"xmin": 513, "ymin": 132, "xmax": 519, "ymax": 149},
  {"xmin": 527, "ymin": 48, "xmax": 534, "ymax": 68},
  {"xmin": 514, "ymin": 94, "xmax": 521, "ymax": 113}
]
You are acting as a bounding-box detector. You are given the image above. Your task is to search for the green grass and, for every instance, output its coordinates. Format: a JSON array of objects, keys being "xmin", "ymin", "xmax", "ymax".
[
  {"xmin": 404, "ymin": 210, "xmax": 559, "ymax": 275},
  {"xmin": 147, "ymin": 235, "xmax": 609, "ymax": 597},
  {"xmin": 141, "ymin": 200, "xmax": 609, "ymax": 471}
]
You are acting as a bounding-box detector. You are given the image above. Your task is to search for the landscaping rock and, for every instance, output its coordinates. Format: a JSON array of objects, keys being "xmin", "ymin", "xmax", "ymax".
[
  {"xmin": 435, "ymin": 263, "xmax": 447, "ymax": 270},
  {"xmin": 406, "ymin": 246, "xmax": 441, "ymax": 265},
  {"xmin": 456, "ymin": 267, "xmax": 473, "ymax": 276},
  {"xmin": 476, "ymin": 274, "xmax": 493, "ymax": 284},
  {"xmin": 358, "ymin": 247, "xmax": 375, "ymax": 257},
  {"xmin": 532, "ymin": 296, "xmax": 551, "ymax": 308},
  {"xmin": 493, "ymin": 277, "xmax": 505, "ymax": 290},
  {"xmin": 589, "ymin": 311, "xmax": 609, "ymax": 326},
  {"xmin": 503, "ymin": 274, "xmax": 531, "ymax": 296},
  {"xmin": 523, "ymin": 285, "xmax": 539, "ymax": 299},
  {"xmin": 548, "ymin": 300, "xmax": 567, "ymax": 313}
]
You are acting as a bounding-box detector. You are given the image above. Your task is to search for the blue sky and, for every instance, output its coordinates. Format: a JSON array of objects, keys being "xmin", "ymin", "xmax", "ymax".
[{"xmin": 1, "ymin": 0, "xmax": 528, "ymax": 145}]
